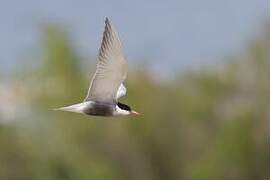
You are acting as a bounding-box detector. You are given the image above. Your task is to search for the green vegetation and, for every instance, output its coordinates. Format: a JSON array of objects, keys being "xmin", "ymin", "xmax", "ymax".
[{"xmin": 0, "ymin": 24, "xmax": 270, "ymax": 180}]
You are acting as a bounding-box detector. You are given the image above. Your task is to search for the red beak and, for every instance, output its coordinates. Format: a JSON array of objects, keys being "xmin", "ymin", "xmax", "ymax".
[{"xmin": 131, "ymin": 110, "xmax": 140, "ymax": 116}]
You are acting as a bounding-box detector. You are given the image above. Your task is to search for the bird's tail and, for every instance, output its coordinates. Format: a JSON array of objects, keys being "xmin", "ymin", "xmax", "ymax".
[{"xmin": 53, "ymin": 102, "xmax": 87, "ymax": 113}]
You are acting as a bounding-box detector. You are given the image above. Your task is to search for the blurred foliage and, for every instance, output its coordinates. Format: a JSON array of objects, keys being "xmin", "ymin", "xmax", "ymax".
[{"xmin": 0, "ymin": 23, "xmax": 270, "ymax": 180}]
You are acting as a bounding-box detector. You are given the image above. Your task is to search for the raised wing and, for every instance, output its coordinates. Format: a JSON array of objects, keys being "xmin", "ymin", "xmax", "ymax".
[{"xmin": 84, "ymin": 18, "xmax": 128, "ymax": 103}]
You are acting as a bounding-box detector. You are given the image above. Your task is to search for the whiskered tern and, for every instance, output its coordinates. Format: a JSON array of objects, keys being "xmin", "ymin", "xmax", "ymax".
[{"xmin": 55, "ymin": 18, "xmax": 139, "ymax": 117}]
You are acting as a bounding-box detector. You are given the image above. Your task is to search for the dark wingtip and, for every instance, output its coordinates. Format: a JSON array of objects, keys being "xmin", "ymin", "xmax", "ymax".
[
  {"xmin": 105, "ymin": 17, "xmax": 110, "ymax": 24},
  {"xmin": 104, "ymin": 17, "xmax": 113, "ymax": 33}
]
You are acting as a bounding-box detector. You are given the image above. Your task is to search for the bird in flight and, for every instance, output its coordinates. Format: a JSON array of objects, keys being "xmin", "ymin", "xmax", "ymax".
[{"xmin": 55, "ymin": 18, "xmax": 139, "ymax": 117}]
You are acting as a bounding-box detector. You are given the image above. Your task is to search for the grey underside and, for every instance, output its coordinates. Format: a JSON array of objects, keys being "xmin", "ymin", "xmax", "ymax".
[{"xmin": 83, "ymin": 102, "xmax": 116, "ymax": 116}]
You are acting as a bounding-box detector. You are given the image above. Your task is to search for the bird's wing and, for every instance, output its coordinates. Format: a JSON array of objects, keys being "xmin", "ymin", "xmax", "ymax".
[
  {"xmin": 116, "ymin": 83, "xmax": 127, "ymax": 100},
  {"xmin": 84, "ymin": 18, "xmax": 128, "ymax": 103}
]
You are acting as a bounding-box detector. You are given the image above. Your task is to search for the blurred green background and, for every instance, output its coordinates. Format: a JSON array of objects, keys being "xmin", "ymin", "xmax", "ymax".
[
  {"xmin": 1, "ymin": 0, "xmax": 270, "ymax": 178},
  {"xmin": 1, "ymin": 22, "xmax": 270, "ymax": 180}
]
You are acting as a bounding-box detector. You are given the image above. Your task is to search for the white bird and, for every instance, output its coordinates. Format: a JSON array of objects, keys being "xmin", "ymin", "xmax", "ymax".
[{"xmin": 55, "ymin": 18, "xmax": 139, "ymax": 117}]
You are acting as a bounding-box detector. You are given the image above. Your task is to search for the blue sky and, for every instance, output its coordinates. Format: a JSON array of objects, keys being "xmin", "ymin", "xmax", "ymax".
[{"xmin": 1, "ymin": 0, "xmax": 270, "ymax": 74}]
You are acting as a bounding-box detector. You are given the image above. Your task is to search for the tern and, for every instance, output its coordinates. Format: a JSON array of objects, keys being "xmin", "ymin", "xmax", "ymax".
[{"xmin": 55, "ymin": 18, "xmax": 139, "ymax": 117}]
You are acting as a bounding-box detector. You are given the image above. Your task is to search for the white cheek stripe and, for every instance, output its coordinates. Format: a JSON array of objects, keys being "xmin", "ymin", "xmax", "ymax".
[{"xmin": 114, "ymin": 105, "xmax": 130, "ymax": 116}]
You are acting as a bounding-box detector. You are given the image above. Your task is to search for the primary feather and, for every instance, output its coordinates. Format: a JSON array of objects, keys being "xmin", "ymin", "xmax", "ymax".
[{"xmin": 84, "ymin": 18, "xmax": 128, "ymax": 103}]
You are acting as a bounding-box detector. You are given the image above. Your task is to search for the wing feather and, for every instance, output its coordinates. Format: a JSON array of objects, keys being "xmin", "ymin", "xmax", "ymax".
[{"xmin": 84, "ymin": 18, "xmax": 127, "ymax": 103}]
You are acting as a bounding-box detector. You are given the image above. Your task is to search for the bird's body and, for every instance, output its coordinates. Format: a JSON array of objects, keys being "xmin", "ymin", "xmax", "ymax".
[
  {"xmin": 55, "ymin": 18, "xmax": 139, "ymax": 117},
  {"xmin": 56, "ymin": 101, "xmax": 127, "ymax": 116}
]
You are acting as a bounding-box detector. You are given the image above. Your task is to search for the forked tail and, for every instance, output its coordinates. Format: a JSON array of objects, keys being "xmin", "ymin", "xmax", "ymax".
[{"xmin": 53, "ymin": 102, "xmax": 89, "ymax": 113}]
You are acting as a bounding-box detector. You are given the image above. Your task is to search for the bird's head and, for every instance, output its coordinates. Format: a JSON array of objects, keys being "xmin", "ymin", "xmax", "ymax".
[{"xmin": 116, "ymin": 102, "xmax": 140, "ymax": 116}]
